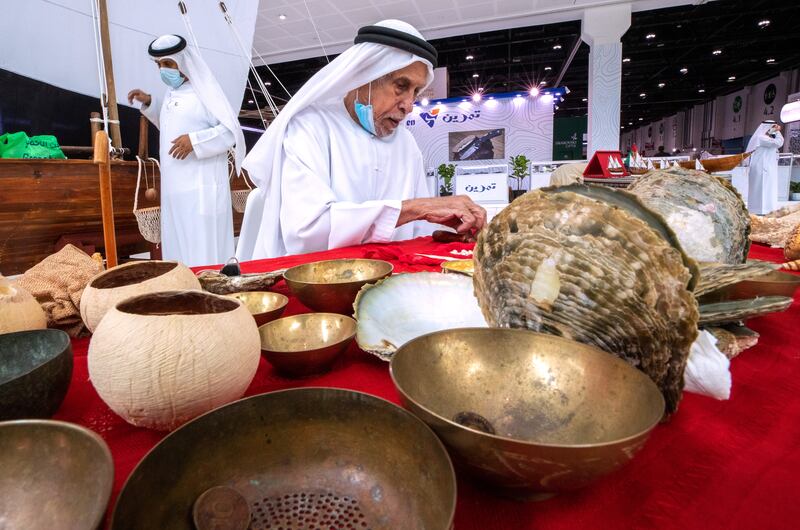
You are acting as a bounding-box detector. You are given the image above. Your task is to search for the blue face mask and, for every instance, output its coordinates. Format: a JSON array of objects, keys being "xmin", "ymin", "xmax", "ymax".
[
  {"xmin": 354, "ymin": 83, "xmax": 377, "ymax": 136},
  {"xmin": 160, "ymin": 67, "xmax": 184, "ymax": 89}
]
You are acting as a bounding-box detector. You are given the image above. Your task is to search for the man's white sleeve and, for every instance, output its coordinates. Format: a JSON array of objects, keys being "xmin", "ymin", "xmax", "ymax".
[
  {"xmin": 279, "ymin": 120, "xmax": 401, "ymax": 254},
  {"xmin": 140, "ymin": 93, "xmax": 161, "ymax": 129},
  {"xmin": 189, "ymin": 124, "xmax": 235, "ymax": 159}
]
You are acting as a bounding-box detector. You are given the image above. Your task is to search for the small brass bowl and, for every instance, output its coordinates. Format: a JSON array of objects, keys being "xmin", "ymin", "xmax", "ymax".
[
  {"xmin": 0, "ymin": 329, "xmax": 73, "ymax": 420},
  {"xmin": 226, "ymin": 291, "xmax": 289, "ymax": 327},
  {"xmin": 259, "ymin": 313, "xmax": 356, "ymax": 377},
  {"xmin": 699, "ymin": 270, "xmax": 800, "ymax": 303},
  {"xmin": 0, "ymin": 419, "xmax": 113, "ymax": 529},
  {"xmin": 284, "ymin": 259, "xmax": 393, "ymax": 314},
  {"xmin": 390, "ymin": 328, "xmax": 665, "ymax": 499}
]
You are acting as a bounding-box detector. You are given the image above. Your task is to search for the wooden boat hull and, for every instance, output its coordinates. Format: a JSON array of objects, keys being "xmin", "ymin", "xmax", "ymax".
[
  {"xmin": 678, "ymin": 152, "xmax": 751, "ymax": 172},
  {"xmin": 0, "ymin": 159, "xmax": 246, "ymax": 275}
]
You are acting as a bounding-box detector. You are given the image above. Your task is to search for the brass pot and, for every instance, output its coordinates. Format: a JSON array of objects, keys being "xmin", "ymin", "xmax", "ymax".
[
  {"xmin": 226, "ymin": 291, "xmax": 289, "ymax": 327},
  {"xmin": 698, "ymin": 270, "xmax": 800, "ymax": 303},
  {"xmin": 0, "ymin": 419, "xmax": 113, "ymax": 529},
  {"xmin": 390, "ymin": 328, "xmax": 665, "ymax": 499},
  {"xmin": 111, "ymin": 388, "xmax": 456, "ymax": 530},
  {"xmin": 258, "ymin": 313, "xmax": 356, "ymax": 377},
  {"xmin": 284, "ymin": 259, "xmax": 393, "ymax": 314}
]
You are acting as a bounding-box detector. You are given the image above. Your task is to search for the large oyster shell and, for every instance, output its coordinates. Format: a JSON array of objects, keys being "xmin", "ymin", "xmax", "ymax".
[
  {"xmin": 354, "ymin": 272, "xmax": 487, "ymax": 360},
  {"xmin": 473, "ymin": 187, "xmax": 699, "ymax": 414},
  {"xmin": 628, "ymin": 168, "xmax": 750, "ymax": 264}
]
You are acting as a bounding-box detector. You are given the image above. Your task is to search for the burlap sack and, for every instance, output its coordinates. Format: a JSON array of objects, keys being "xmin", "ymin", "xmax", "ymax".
[{"xmin": 17, "ymin": 244, "xmax": 103, "ymax": 336}]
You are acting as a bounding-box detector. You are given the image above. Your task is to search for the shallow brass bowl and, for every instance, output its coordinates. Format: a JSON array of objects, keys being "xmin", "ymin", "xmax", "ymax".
[
  {"xmin": 441, "ymin": 259, "xmax": 474, "ymax": 276},
  {"xmin": 226, "ymin": 291, "xmax": 289, "ymax": 327},
  {"xmin": 284, "ymin": 259, "xmax": 393, "ymax": 314},
  {"xmin": 111, "ymin": 388, "xmax": 456, "ymax": 530},
  {"xmin": 0, "ymin": 329, "xmax": 73, "ymax": 420},
  {"xmin": 259, "ymin": 313, "xmax": 356, "ymax": 377},
  {"xmin": 0, "ymin": 419, "xmax": 113, "ymax": 529},
  {"xmin": 390, "ymin": 328, "xmax": 665, "ymax": 499},
  {"xmin": 699, "ymin": 270, "xmax": 800, "ymax": 303}
]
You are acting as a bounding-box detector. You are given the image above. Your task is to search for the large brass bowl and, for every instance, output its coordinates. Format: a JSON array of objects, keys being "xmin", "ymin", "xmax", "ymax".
[
  {"xmin": 226, "ymin": 291, "xmax": 289, "ymax": 326},
  {"xmin": 390, "ymin": 328, "xmax": 665, "ymax": 499},
  {"xmin": 111, "ymin": 388, "xmax": 456, "ymax": 530},
  {"xmin": 259, "ymin": 313, "xmax": 356, "ymax": 377},
  {"xmin": 698, "ymin": 270, "xmax": 800, "ymax": 303},
  {"xmin": 0, "ymin": 419, "xmax": 113, "ymax": 529},
  {"xmin": 0, "ymin": 329, "xmax": 73, "ymax": 420},
  {"xmin": 284, "ymin": 259, "xmax": 393, "ymax": 314}
]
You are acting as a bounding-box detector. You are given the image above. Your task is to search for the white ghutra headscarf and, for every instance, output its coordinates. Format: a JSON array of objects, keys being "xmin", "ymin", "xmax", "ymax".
[{"xmin": 236, "ymin": 19, "xmax": 435, "ymax": 261}]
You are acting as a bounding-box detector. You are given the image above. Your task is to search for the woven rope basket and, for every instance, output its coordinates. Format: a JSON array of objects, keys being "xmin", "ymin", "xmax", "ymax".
[{"xmin": 134, "ymin": 157, "xmax": 161, "ymax": 244}]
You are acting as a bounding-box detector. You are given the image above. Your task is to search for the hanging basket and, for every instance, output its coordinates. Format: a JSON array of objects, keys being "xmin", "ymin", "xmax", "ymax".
[
  {"xmin": 231, "ymin": 189, "xmax": 251, "ymax": 214},
  {"xmin": 134, "ymin": 157, "xmax": 161, "ymax": 244}
]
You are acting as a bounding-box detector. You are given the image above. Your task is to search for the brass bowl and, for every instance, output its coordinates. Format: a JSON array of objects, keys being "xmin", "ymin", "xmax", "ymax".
[
  {"xmin": 698, "ymin": 270, "xmax": 800, "ymax": 303},
  {"xmin": 390, "ymin": 328, "xmax": 665, "ymax": 499},
  {"xmin": 0, "ymin": 419, "xmax": 113, "ymax": 529},
  {"xmin": 226, "ymin": 291, "xmax": 289, "ymax": 326},
  {"xmin": 441, "ymin": 259, "xmax": 474, "ymax": 276},
  {"xmin": 284, "ymin": 259, "xmax": 393, "ymax": 314},
  {"xmin": 111, "ymin": 388, "xmax": 456, "ymax": 530},
  {"xmin": 0, "ymin": 329, "xmax": 73, "ymax": 420},
  {"xmin": 259, "ymin": 313, "xmax": 356, "ymax": 377}
]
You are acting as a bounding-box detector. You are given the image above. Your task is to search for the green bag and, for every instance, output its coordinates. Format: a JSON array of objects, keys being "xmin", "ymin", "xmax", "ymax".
[{"xmin": 0, "ymin": 131, "xmax": 66, "ymax": 159}]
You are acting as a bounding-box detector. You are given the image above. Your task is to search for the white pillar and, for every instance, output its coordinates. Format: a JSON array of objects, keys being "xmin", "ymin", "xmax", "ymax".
[{"xmin": 581, "ymin": 4, "xmax": 631, "ymax": 154}]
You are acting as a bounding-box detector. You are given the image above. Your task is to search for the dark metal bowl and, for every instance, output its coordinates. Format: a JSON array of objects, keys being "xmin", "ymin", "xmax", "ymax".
[
  {"xmin": 0, "ymin": 419, "xmax": 113, "ymax": 529},
  {"xmin": 698, "ymin": 270, "xmax": 800, "ymax": 303},
  {"xmin": 226, "ymin": 291, "xmax": 289, "ymax": 327},
  {"xmin": 111, "ymin": 388, "xmax": 456, "ymax": 530},
  {"xmin": 390, "ymin": 328, "xmax": 665, "ymax": 500},
  {"xmin": 0, "ymin": 329, "xmax": 73, "ymax": 420},
  {"xmin": 259, "ymin": 313, "xmax": 356, "ymax": 377},
  {"xmin": 284, "ymin": 259, "xmax": 393, "ymax": 314}
]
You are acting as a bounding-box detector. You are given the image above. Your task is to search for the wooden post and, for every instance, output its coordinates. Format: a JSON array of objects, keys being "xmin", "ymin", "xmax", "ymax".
[
  {"xmin": 138, "ymin": 116, "xmax": 149, "ymax": 159},
  {"xmin": 97, "ymin": 0, "xmax": 123, "ymax": 151},
  {"xmin": 90, "ymin": 112, "xmax": 102, "ymax": 140},
  {"xmin": 93, "ymin": 130, "xmax": 118, "ymax": 268}
]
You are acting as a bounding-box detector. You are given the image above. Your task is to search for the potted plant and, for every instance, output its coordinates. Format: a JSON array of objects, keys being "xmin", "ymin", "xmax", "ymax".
[
  {"xmin": 791, "ymin": 181, "xmax": 800, "ymax": 201},
  {"xmin": 438, "ymin": 163, "xmax": 455, "ymax": 197},
  {"xmin": 509, "ymin": 154, "xmax": 530, "ymax": 201}
]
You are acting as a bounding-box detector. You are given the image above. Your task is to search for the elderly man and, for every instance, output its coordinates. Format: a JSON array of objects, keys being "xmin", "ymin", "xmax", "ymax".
[
  {"xmin": 128, "ymin": 34, "xmax": 245, "ymax": 266},
  {"xmin": 236, "ymin": 20, "xmax": 486, "ymax": 260}
]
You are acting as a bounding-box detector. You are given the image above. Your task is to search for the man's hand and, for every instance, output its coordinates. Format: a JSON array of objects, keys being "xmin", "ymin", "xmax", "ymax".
[
  {"xmin": 169, "ymin": 134, "xmax": 194, "ymax": 159},
  {"xmin": 398, "ymin": 195, "xmax": 487, "ymax": 236},
  {"xmin": 127, "ymin": 89, "xmax": 152, "ymax": 107}
]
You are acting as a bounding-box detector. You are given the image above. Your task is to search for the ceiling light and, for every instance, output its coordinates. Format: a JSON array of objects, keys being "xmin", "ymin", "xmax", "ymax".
[
  {"xmin": 758, "ymin": 19, "xmax": 770, "ymax": 28},
  {"xmin": 478, "ymin": 87, "xmax": 484, "ymax": 92},
  {"xmin": 646, "ymin": 33, "xmax": 656, "ymax": 39},
  {"xmin": 466, "ymin": 54, "xmax": 474, "ymax": 60},
  {"xmin": 728, "ymin": 76, "xmax": 736, "ymax": 81},
  {"xmin": 472, "ymin": 73, "xmax": 479, "ymax": 78},
  {"xmin": 553, "ymin": 44, "xmax": 562, "ymax": 50},
  {"xmin": 247, "ymin": 99, "xmax": 254, "ymax": 104},
  {"xmin": 539, "ymin": 81, "xmax": 547, "ymax": 86},
  {"xmin": 472, "ymin": 93, "xmax": 482, "ymax": 102},
  {"xmin": 582, "ymin": 98, "xmax": 588, "ymax": 102},
  {"xmin": 638, "ymin": 117, "xmax": 643, "ymax": 121},
  {"xmin": 698, "ymin": 89, "xmax": 706, "ymax": 93},
  {"xmin": 515, "ymin": 94, "xmax": 522, "ymax": 98},
  {"xmin": 658, "ymin": 82, "xmax": 665, "ymax": 88},
  {"xmin": 628, "ymin": 122, "xmax": 633, "ymax": 125},
  {"xmin": 621, "ymin": 125, "xmax": 625, "ymax": 129},
  {"xmin": 712, "ymin": 49, "xmax": 722, "ymax": 56},
  {"xmin": 265, "ymin": 81, "xmax": 272, "ymax": 86},
  {"xmin": 544, "ymin": 66, "xmax": 552, "ymax": 71},
  {"xmin": 639, "ymin": 93, "xmax": 646, "ymax": 98},
  {"xmin": 278, "ymin": 14, "xmax": 286, "ymax": 20},
  {"xmin": 766, "ymin": 58, "xmax": 776, "ymax": 64},
  {"xmin": 622, "ymin": 57, "xmax": 631, "ymax": 63},
  {"xmin": 529, "ymin": 87, "xmax": 539, "ymax": 97},
  {"xmin": 680, "ymin": 67, "xmax": 688, "ymax": 74},
  {"xmin": 421, "ymin": 98, "xmax": 429, "ymax": 106},
  {"xmin": 488, "ymin": 96, "xmax": 495, "ymax": 100}
]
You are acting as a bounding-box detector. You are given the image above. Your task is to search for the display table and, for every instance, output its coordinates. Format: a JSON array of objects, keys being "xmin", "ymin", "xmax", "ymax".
[{"xmin": 56, "ymin": 238, "xmax": 800, "ymax": 529}]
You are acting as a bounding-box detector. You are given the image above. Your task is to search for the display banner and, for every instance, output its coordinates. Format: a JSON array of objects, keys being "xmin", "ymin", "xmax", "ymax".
[
  {"xmin": 746, "ymin": 75, "xmax": 788, "ymax": 134},
  {"xmin": 785, "ymin": 91, "xmax": 800, "ymax": 156},
  {"xmin": 721, "ymin": 89, "xmax": 749, "ymax": 140},
  {"xmin": 405, "ymin": 93, "xmax": 556, "ymax": 174},
  {"xmin": 552, "ymin": 116, "xmax": 586, "ymax": 160},
  {"xmin": 418, "ymin": 67, "xmax": 448, "ymax": 101}
]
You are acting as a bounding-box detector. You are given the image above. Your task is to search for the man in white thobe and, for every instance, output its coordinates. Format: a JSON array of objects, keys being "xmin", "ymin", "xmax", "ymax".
[
  {"xmin": 236, "ymin": 20, "xmax": 486, "ymax": 260},
  {"xmin": 128, "ymin": 34, "xmax": 245, "ymax": 266},
  {"xmin": 746, "ymin": 120, "xmax": 784, "ymax": 215}
]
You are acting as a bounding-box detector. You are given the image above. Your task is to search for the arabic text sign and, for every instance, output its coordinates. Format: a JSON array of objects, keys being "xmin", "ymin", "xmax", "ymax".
[{"xmin": 455, "ymin": 173, "xmax": 508, "ymax": 203}]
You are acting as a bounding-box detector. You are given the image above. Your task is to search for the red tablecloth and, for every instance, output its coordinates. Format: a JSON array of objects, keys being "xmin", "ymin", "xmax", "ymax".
[{"xmin": 57, "ymin": 238, "xmax": 800, "ymax": 529}]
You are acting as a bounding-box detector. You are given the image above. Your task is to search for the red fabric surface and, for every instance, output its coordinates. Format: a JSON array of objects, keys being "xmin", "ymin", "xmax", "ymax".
[{"xmin": 57, "ymin": 238, "xmax": 800, "ymax": 529}]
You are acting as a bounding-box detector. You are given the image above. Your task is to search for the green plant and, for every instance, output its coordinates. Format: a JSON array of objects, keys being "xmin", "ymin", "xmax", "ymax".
[
  {"xmin": 438, "ymin": 163, "xmax": 455, "ymax": 196},
  {"xmin": 790, "ymin": 181, "xmax": 800, "ymax": 194},
  {"xmin": 509, "ymin": 154, "xmax": 530, "ymax": 191}
]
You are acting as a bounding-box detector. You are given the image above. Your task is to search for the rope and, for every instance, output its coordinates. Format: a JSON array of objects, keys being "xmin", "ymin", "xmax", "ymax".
[{"xmin": 302, "ymin": 0, "xmax": 330, "ymax": 64}]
